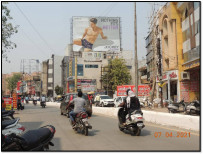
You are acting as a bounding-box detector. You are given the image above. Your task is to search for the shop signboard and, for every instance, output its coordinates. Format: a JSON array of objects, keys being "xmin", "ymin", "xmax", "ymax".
[
  {"xmin": 3, "ymin": 98, "xmax": 12, "ymax": 111},
  {"xmin": 12, "ymin": 93, "xmax": 17, "ymax": 109}
]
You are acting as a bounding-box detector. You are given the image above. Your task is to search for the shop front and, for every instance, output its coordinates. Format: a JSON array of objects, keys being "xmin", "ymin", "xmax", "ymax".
[
  {"xmin": 157, "ymin": 70, "xmax": 179, "ymax": 102},
  {"xmin": 180, "ymin": 60, "xmax": 200, "ymax": 102}
]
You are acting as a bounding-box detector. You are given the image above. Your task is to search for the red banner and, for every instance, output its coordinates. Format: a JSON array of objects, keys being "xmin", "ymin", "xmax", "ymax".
[
  {"xmin": 17, "ymin": 81, "xmax": 21, "ymax": 94},
  {"xmin": 117, "ymin": 85, "xmax": 150, "ymax": 97}
]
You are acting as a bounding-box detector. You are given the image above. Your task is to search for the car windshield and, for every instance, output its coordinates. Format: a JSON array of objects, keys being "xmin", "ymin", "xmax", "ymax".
[{"xmin": 100, "ymin": 96, "xmax": 112, "ymax": 99}]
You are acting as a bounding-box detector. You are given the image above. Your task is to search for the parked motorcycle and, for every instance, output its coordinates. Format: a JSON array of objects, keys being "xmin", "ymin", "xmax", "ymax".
[
  {"xmin": 70, "ymin": 111, "xmax": 92, "ymax": 136},
  {"xmin": 167, "ymin": 100, "xmax": 186, "ymax": 113},
  {"xmin": 2, "ymin": 125, "xmax": 55, "ymax": 151},
  {"xmin": 185, "ymin": 100, "xmax": 200, "ymax": 115},
  {"xmin": 118, "ymin": 108, "xmax": 145, "ymax": 136},
  {"xmin": 40, "ymin": 101, "xmax": 46, "ymax": 108},
  {"xmin": 2, "ymin": 110, "xmax": 15, "ymax": 121},
  {"xmin": 2, "ymin": 118, "xmax": 25, "ymax": 136}
]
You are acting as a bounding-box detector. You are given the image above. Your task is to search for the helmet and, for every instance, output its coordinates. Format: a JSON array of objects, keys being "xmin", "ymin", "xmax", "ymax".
[{"xmin": 126, "ymin": 89, "xmax": 131, "ymax": 96}]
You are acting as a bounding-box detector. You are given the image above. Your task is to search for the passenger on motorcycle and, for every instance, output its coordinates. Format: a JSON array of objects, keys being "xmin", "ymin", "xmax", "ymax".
[
  {"xmin": 118, "ymin": 89, "xmax": 141, "ymax": 125},
  {"xmin": 67, "ymin": 91, "xmax": 87, "ymax": 126}
]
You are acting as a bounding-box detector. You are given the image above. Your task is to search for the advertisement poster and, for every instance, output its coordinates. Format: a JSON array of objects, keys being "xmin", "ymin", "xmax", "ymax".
[
  {"xmin": 17, "ymin": 81, "xmax": 21, "ymax": 94},
  {"xmin": 73, "ymin": 17, "xmax": 120, "ymax": 52},
  {"xmin": 12, "ymin": 93, "xmax": 17, "ymax": 109},
  {"xmin": 3, "ymin": 98, "xmax": 13, "ymax": 111},
  {"xmin": 117, "ymin": 85, "xmax": 150, "ymax": 97}
]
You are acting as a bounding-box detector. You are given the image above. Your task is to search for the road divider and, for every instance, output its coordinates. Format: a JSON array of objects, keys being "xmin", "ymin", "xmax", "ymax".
[
  {"xmin": 45, "ymin": 102, "xmax": 199, "ymax": 131},
  {"xmin": 92, "ymin": 107, "xmax": 200, "ymax": 131}
]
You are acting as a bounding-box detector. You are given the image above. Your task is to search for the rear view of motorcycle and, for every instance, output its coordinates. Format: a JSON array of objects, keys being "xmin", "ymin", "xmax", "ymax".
[
  {"xmin": 2, "ymin": 125, "xmax": 56, "ymax": 151},
  {"xmin": 70, "ymin": 111, "xmax": 92, "ymax": 136}
]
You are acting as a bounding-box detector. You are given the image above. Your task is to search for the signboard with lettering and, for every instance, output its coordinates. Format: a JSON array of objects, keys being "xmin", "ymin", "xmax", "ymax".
[
  {"xmin": 117, "ymin": 85, "xmax": 150, "ymax": 97},
  {"xmin": 3, "ymin": 98, "xmax": 12, "ymax": 111},
  {"xmin": 12, "ymin": 93, "xmax": 17, "ymax": 109}
]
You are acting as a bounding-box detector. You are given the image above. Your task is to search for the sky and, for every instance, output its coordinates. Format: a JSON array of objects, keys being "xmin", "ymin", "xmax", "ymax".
[{"xmin": 2, "ymin": 2, "xmax": 165, "ymax": 74}]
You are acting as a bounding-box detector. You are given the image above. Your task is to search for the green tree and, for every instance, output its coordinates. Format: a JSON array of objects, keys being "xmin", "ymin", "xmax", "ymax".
[
  {"xmin": 102, "ymin": 58, "xmax": 132, "ymax": 96},
  {"xmin": 55, "ymin": 85, "xmax": 64, "ymax": 95},
  {"xmin": 2, "ymin": 2, "xmax": 18, "ymax": 61},
  {"xmin": 6, "ymin": 73, "xmax": 22, "ymax": 95}
]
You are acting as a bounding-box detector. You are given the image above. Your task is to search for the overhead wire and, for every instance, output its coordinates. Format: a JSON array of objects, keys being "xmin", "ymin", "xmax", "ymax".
[{"xmin": 14, "ymin": 2, "xmax": 55, "ymax": 53}]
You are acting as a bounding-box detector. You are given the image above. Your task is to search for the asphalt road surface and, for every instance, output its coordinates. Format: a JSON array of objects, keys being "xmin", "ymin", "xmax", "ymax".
[{"xmin": 14, "ymin": 102, "xmax": 200, "ymax": 151}]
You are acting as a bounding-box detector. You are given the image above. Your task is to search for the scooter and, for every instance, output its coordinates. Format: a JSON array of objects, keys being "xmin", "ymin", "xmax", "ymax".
[
  {"xmin": 2, "ymin": 118, "xmax": 26, "ymax": 136},
  {"xmin": 185, "ymin": 100, "xmax": 200, "ymax": 115},
  {"xmin": 118, "ymin": 108, "xmax": 145, "ymax": 136},
  {"xmin": 167, "ymin": 100, "xmax": 186, "ymax": 113},
  {"xmin": 2, "ymin": 125, "xmax": 56, "ymax": 151},
  {"xmin": 40, "ymin": 101, "xmax": 46, "ymax": 108}
]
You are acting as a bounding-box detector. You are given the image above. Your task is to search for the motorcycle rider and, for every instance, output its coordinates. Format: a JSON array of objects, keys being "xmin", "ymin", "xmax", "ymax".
[
  {"xmin": 67, "ymin": 91, "xmax": 87, "ymax": 126},
  {"xmin": 25, "ymin": 95, "xmax": 29, "ymax": 104},
  {"xmin": 41, "ymin": 95, "xmax": 46, "ymax": 106},
  {"xmin": 118, "ymin": 89, "xmax": 141, "ymax": 125}
]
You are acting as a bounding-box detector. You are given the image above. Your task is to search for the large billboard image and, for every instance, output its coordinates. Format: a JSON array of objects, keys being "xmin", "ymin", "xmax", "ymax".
[{"xmin": 73, "ymin": 17, "xmax": 120, "ymax": 52}]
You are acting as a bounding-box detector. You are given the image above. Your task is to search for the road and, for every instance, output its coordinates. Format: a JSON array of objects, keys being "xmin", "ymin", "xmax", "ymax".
[{"xmin": 15, "ymin": 102, "xmax": 200, "ymax": 151}]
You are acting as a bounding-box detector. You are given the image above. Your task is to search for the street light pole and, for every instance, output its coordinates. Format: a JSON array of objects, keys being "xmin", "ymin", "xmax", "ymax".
[{"xmin": 134, "ymin": 2, "xmax": 138, "ymax": 96}]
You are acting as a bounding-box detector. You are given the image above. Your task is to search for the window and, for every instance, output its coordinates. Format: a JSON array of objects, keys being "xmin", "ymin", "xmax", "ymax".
[
  {"xmin": 48, "ymin": 64, "xmax": 53, "ymax": 69},
  {"xmin": 77, "ymin": 64, "xmax": 83, "ymax": 76},
  {"xmin": 85, "ymin": 65, "xmax": 98, "ymax": 68},
  {"xmin": 48, "ymin": 83, "xmax": 53, "ymax": 87},
  {"xmin": 48, "ymin": 74, "xmax": 52, "ymax": 78}
]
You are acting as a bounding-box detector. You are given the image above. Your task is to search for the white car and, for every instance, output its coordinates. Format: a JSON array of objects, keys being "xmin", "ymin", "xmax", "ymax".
[
  {"xmin": 99, "ymin": 95, "xmax": 114, "ymax": 107},
  {"xmin": 114, "ymin": 96, "xmax": 126, "ymax": 107}
]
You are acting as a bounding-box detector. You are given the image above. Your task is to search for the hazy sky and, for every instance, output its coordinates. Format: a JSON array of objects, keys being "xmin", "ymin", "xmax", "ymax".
[{"xmin": 2, "ymin": 2, "xmax": 164, "ymax": 74}]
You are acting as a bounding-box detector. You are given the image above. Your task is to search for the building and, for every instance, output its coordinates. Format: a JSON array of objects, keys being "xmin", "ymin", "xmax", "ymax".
[
  {"xmin": 47, "ymin": 58, "xmax": 53, "ymax": 97},
  {"xmin": 177, "ymin": 2, "xmax": 200, "ymax": 102},
  {"xmin": 41, "ymin": 61, "xmax": 48, "ymax": 95},
  {"xmin": 138, "ymin": 59, "xmax": 149, "ymax": 85},
  {"xmin": 158, "ymin": 2, "xmax": 182, "ymax": 102},
  {"xmin": 61, "ymin": 49, "xmax": 135, "ymax": 94}
]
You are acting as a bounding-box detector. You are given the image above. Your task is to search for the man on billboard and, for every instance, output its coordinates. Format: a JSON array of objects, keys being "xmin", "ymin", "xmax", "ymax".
[{"xmin": 73, "ymin": 18, "xmax": 107, "ymax": 52}]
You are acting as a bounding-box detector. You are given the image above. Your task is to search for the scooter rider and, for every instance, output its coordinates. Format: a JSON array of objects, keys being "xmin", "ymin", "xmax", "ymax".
[
  {"xmin": 41, "ymin": 95, "xmax": 46, "ymax": 105},
  {"xmin": 67, "ymin": 91, "xmax": 87, "ymax": 126},
  {"xmin": 118, "ymin": 89, "xmax": 141, "ymax": 125}
]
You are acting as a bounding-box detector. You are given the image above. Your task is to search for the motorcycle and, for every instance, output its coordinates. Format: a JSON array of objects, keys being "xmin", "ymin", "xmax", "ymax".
[
  {"xmin": 185, "ymin": 100, "xmax": 200, "ymax": 115},
  {"xmin": 70, "ymin": 111, "xmax": 92, "ymax": 136},
  {"xmin": 2, "ymin": 110, "xmax": 15, "ymax": 121},
  {"xmin": 40, "ymin": 101, "xmax": 46, "ymax": 108},
  {"xmin": 167, "ymin": 100, "xmax": 186, "ymax": 113},
  {"xmin": 25, "ymin": 100, "xmax": 29, "ymax": 104},
  {"xmin": 118, "ymin": 108, "xmax": 145, "ymax": 136},
  {"xmin": 2, "ymin": 125, "xmax": 55, "ymax": 151},
  {"xmin": 2, "ymin": 118, "xmax": 25, "ymax": 136}
]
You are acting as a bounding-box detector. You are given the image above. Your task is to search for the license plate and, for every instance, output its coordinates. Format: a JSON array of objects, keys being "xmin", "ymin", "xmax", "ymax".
[
  {"xmin": 137, "ymin": 123, "xmax": 143, "ymax": 127},
  {"xmin": 82, "ymin": 118, "xmax": 88, "ymax": 122}
]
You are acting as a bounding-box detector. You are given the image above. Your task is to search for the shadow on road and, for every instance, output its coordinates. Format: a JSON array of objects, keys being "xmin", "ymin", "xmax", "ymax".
[
  {"xmin": 51, "ymin": 137, "xmax": 61, "ymax": 151},
  {"xmin": 88, "ymin": 129, "xmax": 100, "ymax": 136},
  {"xmin": 121, "ymin": 128, "xmax": 151, "ymax": 137},
  {"xmin": 19, "ymin": 121, "xmax": 44, "ymax": 130}
]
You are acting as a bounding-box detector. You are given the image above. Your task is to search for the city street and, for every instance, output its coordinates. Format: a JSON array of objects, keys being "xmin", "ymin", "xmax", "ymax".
[{"xmin": 15, "ymin": 102, "xmax": 200, "ymax": 151}]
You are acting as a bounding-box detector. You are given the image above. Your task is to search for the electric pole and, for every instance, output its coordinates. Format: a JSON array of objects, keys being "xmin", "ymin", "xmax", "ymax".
[{"xmin": 134, "ymin": 2, "xmax": 138, "ymax": 97}]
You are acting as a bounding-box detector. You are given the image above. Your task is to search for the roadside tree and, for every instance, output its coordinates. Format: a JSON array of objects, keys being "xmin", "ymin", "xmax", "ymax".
[
  {"xmin": 102, "ymin": 58, "xmax": 131, "ymax": 96},
  {"xmin": 6, "ymin": 73, "xmax": 22, "ymax": 95}
]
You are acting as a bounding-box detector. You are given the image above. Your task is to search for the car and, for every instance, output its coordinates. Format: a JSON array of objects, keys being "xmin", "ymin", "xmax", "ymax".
[
  {"xmin": 114, "ymin": 96, "xmax": 126, "ymax": 107},
  {"xmin": 98, "ymin": 95, "xmax": 114, "ymax": 107}
]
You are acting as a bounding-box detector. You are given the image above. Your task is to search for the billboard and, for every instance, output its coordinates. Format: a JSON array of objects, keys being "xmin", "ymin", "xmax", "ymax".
[
  {"xmin": 73, "ymin": 17, "xmax": 120, "ymax": 52},
  {"xmin": 117, "ymin": 85, "xmax": 150, "ymax": 97}
]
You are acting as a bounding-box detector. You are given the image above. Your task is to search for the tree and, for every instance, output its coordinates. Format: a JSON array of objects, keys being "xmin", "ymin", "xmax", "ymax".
[
  {"xmin": 55, "ymin": 85, "xmax": 64, "ymax": 95},
  {"xmin": 2, "ymin": 2, "xmax": 18, "ymax": 61},
  {"xmin": 6, "ymin": 73, "xmax": 22, "ymax": 95},
  {"xmin": 102, "ymin": 58, "xmax": 132, "ymax": 96}
]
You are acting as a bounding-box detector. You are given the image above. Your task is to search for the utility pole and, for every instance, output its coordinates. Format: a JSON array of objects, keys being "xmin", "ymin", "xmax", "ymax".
[
  {"xmin": 134, "ymin": 2, "xmax": 138, "ymax": 97},
  {"xmin": 75, "ymin": 56, "xmax": 77, "ymax": 93}
]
